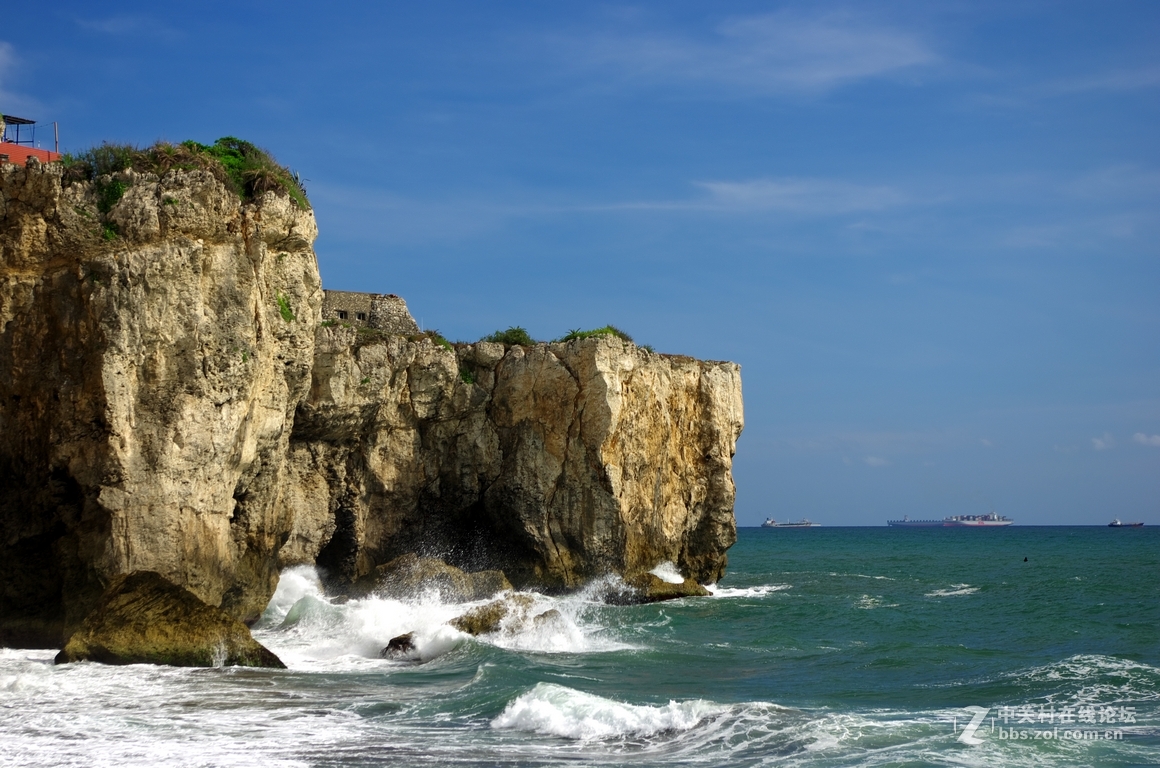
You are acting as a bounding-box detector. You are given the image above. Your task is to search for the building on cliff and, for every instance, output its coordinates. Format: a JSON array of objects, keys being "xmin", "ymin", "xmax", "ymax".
[
  {"xmin": 0, "ymin": 114, "xmax": 61, "ymax": 165},
  {"xmin": 321, "ymin": 289, "xmax": 420, "ymax": 334}
]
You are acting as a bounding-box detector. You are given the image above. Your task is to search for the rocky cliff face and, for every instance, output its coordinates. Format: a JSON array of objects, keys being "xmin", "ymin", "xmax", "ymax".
[
  {"xmin": 283, "ymin": 332, "xmax": 743, "ymax": 591},
  {"xmin": 0, "ymin": 160, "xmax": 320, "ymax": 645},
  {"xmin": 0, "ymin": 158, "xmax": 743, "ymax": 648}
]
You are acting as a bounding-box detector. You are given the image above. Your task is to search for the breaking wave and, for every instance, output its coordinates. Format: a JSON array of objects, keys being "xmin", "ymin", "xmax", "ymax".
[
  {"xmin": 925, "ymin": 584, "xmax": 979, "ymax": 597},
  {"xmin": 647, "ymin": 561, "xmax": 685, "ymax": 584},
  {"xmin": 705, "ymin": 583, "xmax": 792, "ymax": 598},
  {"xmin": 492, "ymin": 682, "xmax": 727, "ymax": 740},
  {"xmin": 252, "ymin": 566, "xmax": 632, "ymax": 666}
]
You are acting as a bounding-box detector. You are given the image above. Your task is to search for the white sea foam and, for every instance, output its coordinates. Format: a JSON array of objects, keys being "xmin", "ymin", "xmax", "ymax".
[
  {"xmin": 704, "ymin": 583, "xmax": 791, "ymax": 598},
  {"xmin": 250, "ymin": 566, "xmax": 633, "ymax": 666},
  {"xmin": 491, "ymin": 682, "xmax": 726, "ymax": 740},
  {"xmin": 855, "ymin": 595, "xmax": 899, "ymax": 609},
  {"xmin": 648, "ymin": 561, "xmax": 685, "ymax": 584},
  {"xmin": 1004, "ymin": 654, "xmax": 1160, "ymax": 703},
  {"xmin": 2, "ymin": 646, "xmax": 1143, "ymax": 768},
  {"xmin": 924, "ymin": 584, "xmax": 979, "ymax": 597},
  {"xmin": 260, "ymin": 564, "xmax": 323, "ymax": 622},
  {"xmin": 477, "ymin": 589, "xmax": 635, "ymax": 654}
]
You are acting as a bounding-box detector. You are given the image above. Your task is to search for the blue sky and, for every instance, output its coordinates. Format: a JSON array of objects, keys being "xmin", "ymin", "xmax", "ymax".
[{"xmin": 4, "ymin": 1, "xmax": 1157, "ymax": 525}]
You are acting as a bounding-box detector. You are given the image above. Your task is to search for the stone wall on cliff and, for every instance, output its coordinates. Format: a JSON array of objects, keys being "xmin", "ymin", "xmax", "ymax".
[
  {"xmin": 0, "ymin": 159, "xmax": 321, "ymax": 645},
  {"xmin": 282, "ymin": 331, "xmax": 743, "ymax": 591}
]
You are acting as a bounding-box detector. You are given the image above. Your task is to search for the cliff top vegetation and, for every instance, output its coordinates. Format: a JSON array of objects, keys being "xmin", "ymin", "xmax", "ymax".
[
  {"xmin": 480, "ymin": 324, "xmax": 652, "ymax": 352},
  {"xmin": 60, "ymin": 137, "xmax": 309, "ymax": 210}
]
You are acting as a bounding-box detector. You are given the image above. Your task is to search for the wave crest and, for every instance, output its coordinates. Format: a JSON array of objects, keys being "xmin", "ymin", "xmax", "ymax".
[{"xmin": 491, "ymin": 683, "xmax": 726, "ymax": 740}]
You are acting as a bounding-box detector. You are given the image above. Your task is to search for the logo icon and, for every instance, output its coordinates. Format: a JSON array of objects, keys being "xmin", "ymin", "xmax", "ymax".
[{"xmin": 957, "ymin": 706, "xmax": 990, "ymax": 745}]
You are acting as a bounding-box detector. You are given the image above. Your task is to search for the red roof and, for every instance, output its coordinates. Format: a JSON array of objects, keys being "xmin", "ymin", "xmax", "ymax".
[{"xmin": 0, "ymin": 143, "xmax": 62, "ymax": 165}]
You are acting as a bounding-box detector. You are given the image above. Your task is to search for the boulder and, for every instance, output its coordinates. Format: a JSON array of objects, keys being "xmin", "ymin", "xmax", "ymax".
[
  {"xmin": 468, "ymin": 569, "xmax": 514, "ymax": 600},
  {"xmin": 450, "ymin": 593, "xmax": 535, "ymax": 636},
  {"xmin": 531, "ymin": 608, "xmax": 565, "ymax": 629},
  {"xmin": 379, "ymin": 632, "xmax": 417, "ymax": 660},
  {"xmin": 349, "ymin": 554, "xmax": 511, "ymax": 603},
  {"xmin": 603, "ymin": 573, "xmax": 711, "ymax": 605},
  {"xmin": 54, "ymin": 571, "xmax": 285, "ymax": 668}
]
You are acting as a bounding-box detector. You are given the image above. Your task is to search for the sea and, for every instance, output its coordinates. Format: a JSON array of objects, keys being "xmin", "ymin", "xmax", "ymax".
[{"xmin": 2, "ymin": 526, "xmax": 1157, "ymax": 767}]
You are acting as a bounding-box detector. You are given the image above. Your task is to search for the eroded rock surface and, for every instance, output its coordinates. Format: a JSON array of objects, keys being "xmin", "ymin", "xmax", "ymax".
[
  {"xmin": 55, "ymin": 570, "xmax": 285, "ymax": 668},
  {"xmin": 285, "ymin": 334, "xmax": 744, "ymax": 593},
  {"xmin": 450, "ymin": 593, "xmax": 536, "ymax": 636},
  {"xmin": 348, "ymin": 553, "xmax": 512, "ymax": 602},
  {"xmin": 0, "ymin": 162, "xmax": 320, "ymax": 645}
]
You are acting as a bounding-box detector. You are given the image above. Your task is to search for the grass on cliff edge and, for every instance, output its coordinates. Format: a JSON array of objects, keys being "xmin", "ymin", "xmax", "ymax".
[
  {"xmin": 556, "ymin": 325, "xmax": 633, "ymax": 344},
  {"xmin": 60, "ymin": 138, "xmax": 309, "ymax": 210},
  {"xmin": 480, "ymin": 324, "xmax": 652, "ymax": 351}
]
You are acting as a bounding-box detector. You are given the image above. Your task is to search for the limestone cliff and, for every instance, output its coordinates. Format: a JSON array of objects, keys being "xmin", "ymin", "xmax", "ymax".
[
  {"xmin": 283, "ymin": 331, "xmax": 743, "ymax": 591},
  {"xmin": 0, "ymin": 156, "xmax": 743, "ymax": 648},
  {"xmin": 0, "ymin": 159, "xmax": 320, "ymax": 645}
]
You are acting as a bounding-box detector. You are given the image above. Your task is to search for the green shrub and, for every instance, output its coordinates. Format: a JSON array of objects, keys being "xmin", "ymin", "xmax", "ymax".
[
  {"xmin": 60, "ymin": 138, "xmax": 309, "ymax": 210},
  {"xmin": 406, "ymin": 330, "xmax": 454, "ymax": 351},
  {"xmin": 482, "ymin": 326, "xmax": 535, "ymax": 346},
  {"xmin": 101, "ymin": 223, "xmax": 118, "ymax": 240},
  {"xmin": 61, "ymin": 143, "xmax": 135, "ymax": 180},
  {"xmin": 96, "ymin": 178, "xmax": 129, "ymax": 214},
  {"xmin": 460, "ymin": 367, "xmax": 476, "ymax": 384},
  {"xmin": 556, "ymin": 325, "xmax": 634, "ymax": 344},
  {"xmin": 276, "ymin": 293, "xmax": 295, "ymax": 322},
  {"xmin": 182, "ymin": 137, "xmax": 309, "ymax": 210}
]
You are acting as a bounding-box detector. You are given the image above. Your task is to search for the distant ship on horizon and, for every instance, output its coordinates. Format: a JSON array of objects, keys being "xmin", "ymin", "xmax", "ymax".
[
  {"xmin": 762, "ymin": 518, "xmax": 820, "ymax": 528},
  {"xmin": 1108, "ymin": 518, "xmax": 1144, "ymax": 527},
  {"xmin": 887, "ymin": 513, "xmax": 1013, "ymax": 528}
]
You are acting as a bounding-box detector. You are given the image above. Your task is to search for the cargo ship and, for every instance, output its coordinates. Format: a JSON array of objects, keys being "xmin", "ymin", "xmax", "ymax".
[
  {"xmin": 761, "ymin": 518, "xmax": 820, "ymax": 528},
  {"xmin": 1108, "ymin": 518, "xmax": 1143, "ymax": 527},
  {"xmin": 887, "ymin": 513, "xmax": 1013, "ymax": 527}
]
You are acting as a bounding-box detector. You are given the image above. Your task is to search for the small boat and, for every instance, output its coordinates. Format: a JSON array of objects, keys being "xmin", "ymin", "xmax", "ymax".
[
  {"xmin": 762, "ymin": 518, "xmax": 820, "ymax": 528},
  {"xmin": 1108, "ymin": 519, "xmax": 1144, "ymax": 527}
]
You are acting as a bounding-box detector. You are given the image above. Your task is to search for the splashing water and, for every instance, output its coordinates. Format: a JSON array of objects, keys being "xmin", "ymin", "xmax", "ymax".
[{"xmin": 648, "ymin": 561, "xmax": 685, "ymax": 584}]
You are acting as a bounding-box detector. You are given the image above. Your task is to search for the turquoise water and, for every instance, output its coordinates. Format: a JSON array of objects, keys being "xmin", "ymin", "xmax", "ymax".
[{"xmin": 2, "ymin": 526, "xmax": 1158, "ymax": 766}]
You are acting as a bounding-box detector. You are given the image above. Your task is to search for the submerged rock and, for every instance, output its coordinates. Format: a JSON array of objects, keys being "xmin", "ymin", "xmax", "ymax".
[
  {"xmin": 602, "ymin": 573, "xmax": 711, "ymax": 605},
  {"xmin": 349, "ymin": 554, "xmax": 512, "ymax": 603},
  {"xmin": 450, "ymin": 594, "xmax": 536, "ymax": 636},
  {"xmin": 54, "ymin": 571, "xmax": 285, "ymax": 668},
  {"xmin": 379, "ymin": 632, "xmax": 417, "ymax": 660},
  {"xmin": 531, "ymin": 608, "xmax": 565, "ymax": 629},
  {"xmin": 468, "ymin": 569, "xmax": 515, "ymax": 601}
]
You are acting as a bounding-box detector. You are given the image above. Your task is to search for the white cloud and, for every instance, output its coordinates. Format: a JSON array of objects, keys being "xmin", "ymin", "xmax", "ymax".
[
  {"xmin": 1064, "ymin": 165, "xmax": 1160, "ymax": 202},
  {"xmin": 979, "ymin": 438, "xmax": 993, "ymax": 448},
  {"xmin": 1092, "ymin": 433, "xmax": 1115, "ymax": 451},
  {"xmin": 1049, "ymin": 65, "xmax": 1160, "ymax": 94},
  {"xmin": 1133, "ymin": 433, "xmax": 1160, "ymax": 447},
  {"xmin": 695, "ymin": 178, "xmax": 907, "ymax": 214},
  {"xmin": 863, "ymin": 456, "xmax": 890, "ymax": 467},
  {"xmin": 0, "ymin": 41, "xmax": 39, "ymax": 117},
  {"xmin": 73, "ymin": 15, "xmax": 180, "ymax": 39},
  {"xmin": 571, "ymin": 9, "xmax": 936, "ymax": 94}
]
